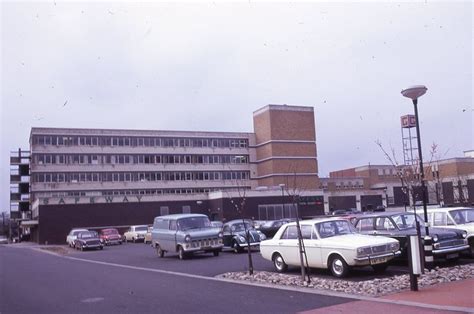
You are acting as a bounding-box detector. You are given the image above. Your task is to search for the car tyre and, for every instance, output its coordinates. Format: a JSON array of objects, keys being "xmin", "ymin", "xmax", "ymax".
[
  {"xmin": 156, "ymin": 244, "xmax": 165, "ymax": 258},
  {"xmin": 232, "ymin": 241, "xmax": 242, "ymax": 254},
  {"xmin": 273, "ymin": 253, "xmax": 288, "ymax": 273},
  {"xmin": 372, "ymin": 263, "xmax": 388, "ymax": 273},
  {"xmin": 100, "ymin": 246, "xmax": 104, "ymax": 250},
  {"xmin": 213, "ymin": 250, "xmax": 219, "ymax": 257},
  {"xmin": 132, "ymin": 237, "xmax": 136, "ymax": 243},
  {"xmin": 329, "ymin": 255, "xmax": 349, "ymax": 278},
  {"xmin": 178, "ymin": 246, "xmax": 187, "ymax": 260}
]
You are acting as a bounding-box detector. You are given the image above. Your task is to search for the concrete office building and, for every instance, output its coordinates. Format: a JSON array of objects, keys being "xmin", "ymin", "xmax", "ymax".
[{"xmin": 20, "ymin": 104, "xmax": 334, "ymax": 243}]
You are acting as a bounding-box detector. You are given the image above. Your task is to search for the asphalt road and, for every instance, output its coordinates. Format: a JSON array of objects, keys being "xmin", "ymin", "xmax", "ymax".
[{"xmin": 1, "ymin": 245, "xmax": 354, "ymax": 314}]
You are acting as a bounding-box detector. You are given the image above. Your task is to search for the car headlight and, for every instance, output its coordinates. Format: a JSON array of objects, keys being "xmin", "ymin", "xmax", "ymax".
[
  {"xmin": 238, "ymin": 235, "xmax": 246, "ymax": 243},
  {"xmin": 389, "ymin": 242, "xmax": 400, "ymax": 251},
  {"xmin": 218, "ymin": 232, "xmax": 223, "ymax": 238},
  {"xmin": 357, "ymin": 246, "xmax": 372, "ymax": 257},
  {"xmin": 184, "ymin": 235, "xmax": 191, "ymax": 242},
  {"xmin": 461, "ymin": 231, "xmax": 467, "ymax": 239},
  {"xmin": 432, "ymin": 235, "xmax": 439, "ymax": 242},
  {"xmin": 259, "ymin": 233, "xmax": 266, "ymax": 240}
]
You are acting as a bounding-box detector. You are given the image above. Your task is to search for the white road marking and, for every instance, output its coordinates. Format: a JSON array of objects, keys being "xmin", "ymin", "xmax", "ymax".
[{"xmin": 81, "ymin": 297, "xmax": 104, "ymax": 303}]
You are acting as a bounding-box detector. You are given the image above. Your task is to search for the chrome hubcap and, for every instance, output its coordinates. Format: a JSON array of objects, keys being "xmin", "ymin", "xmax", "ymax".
[
  {"xmin": 275, "ymin": 256, "xmax": 283, "ymax": 269},
  {"xmin": 333, "ymin": 259, "xmax": 343, "ymax": 275}
]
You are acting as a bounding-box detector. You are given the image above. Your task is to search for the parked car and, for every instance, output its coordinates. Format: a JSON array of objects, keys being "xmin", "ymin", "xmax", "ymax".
[
  {"xmin": 353, "ymin": 212, "xmax": 469, "ymax": 260},
  {"xmin": 66, "ymin": 228, "xmax": 89, "ymax": 247},
  {"xmin": 73, "ymin": 231, "xmax": 103, "ymax": 251},
  {"xmin": 0, "ymin": 235, "xmax": 8, "ymax": 244},
  {"xmin": 425, "ymin": 207, "xmax": 474, "ymax": 256},
  {"xmin": 99, "ymin": 228, "xmax": 122, "ymax": 245},
  {"xmin": 259, "ymin": 219, "xmax": 294, "ymax": 238},
  {"xmin": 151, "ymin": 214, "xmax": 224, "ymax": 259},
  {"xmin": 123, "ymin": 225, "xmax": 148, "ymax": 243},
  {"xmin": 222, "ymin": 219, "xmax": 267, "ymax": 253},
  {"xmin": 210, "ymin": 221, "xmax": 223, "ymax": 229},
  {"xmin": 260, "ymin": 217, "xmax": 401, "ymax": 278},
  {"xmin": 144, "ymin": 227, "xmax": 153, "ymax": 244}
]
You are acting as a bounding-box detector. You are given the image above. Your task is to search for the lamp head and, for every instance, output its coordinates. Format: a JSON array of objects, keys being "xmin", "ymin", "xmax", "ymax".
[{"xmin": 401, "ymin": 85, "xmax": 427, "ymax": 100}]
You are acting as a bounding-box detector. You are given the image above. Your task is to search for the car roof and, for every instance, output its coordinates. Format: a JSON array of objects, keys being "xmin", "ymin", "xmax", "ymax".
[
  {"xmin": 224, "ymin": 219, "xmax": 252, "ymax": 225},
  {"xmin": 424, "ymin": 207, "xmax": 473, "ymax": 212},
  {"xmin": 154, "ymin": 213, "xmax": 207, "ymax": 220},
  {"xmin": 353, "ymin": 211, "xmax": 410, "ymax": 219}
]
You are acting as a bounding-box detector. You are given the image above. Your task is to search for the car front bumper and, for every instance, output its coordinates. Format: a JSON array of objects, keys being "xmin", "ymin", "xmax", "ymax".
[
  {"xmin": 433, "ymin": 244, "xmax": 470, "ymax": 256},
  {"xmin": 353, "ymin": 250, "xmax": 401, "ymax": 266}
]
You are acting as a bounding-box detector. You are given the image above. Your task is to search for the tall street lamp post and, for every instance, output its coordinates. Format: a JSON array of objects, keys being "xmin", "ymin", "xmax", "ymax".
[{"xmin": 401, "ymin": 85, "xmax": 429, "ymax": 236}]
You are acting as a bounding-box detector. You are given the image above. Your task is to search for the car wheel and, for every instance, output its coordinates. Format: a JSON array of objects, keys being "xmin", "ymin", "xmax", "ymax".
[
  {"xmin": 273, "ymin": 253, "xmax": 288, "ymax": 273},
  {"xmin": 100, "ymin": 246, "xmax": 104, "ymax": 250},
  {"xmin": 156, "ymin": 244, "xmax": 164, "ymax": 258},
  {"xmin": 132, "ymin": 237, "xmax": 136, "ymax": 243},
  {"xmin": 232, "ymin": 241, "xmax": 242, "ymax": 254},
  {"xmin": 329, "ymin": 255, "xmax": 349, "ymax": 278},
  {"xmin": 178, "ymin": 246, "xmax": 187, "ymax": 260},
  {"xmin": 372, "ymin": 263, "xmax": 388, "ymax": 273},
  {"xmin": 213, "ymin": 250, "xmax": 219, "ymax": 257}
]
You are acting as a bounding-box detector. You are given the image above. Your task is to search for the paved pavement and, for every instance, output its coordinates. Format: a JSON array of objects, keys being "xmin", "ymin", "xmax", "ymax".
[
  {"xmin": 3, "ymin": 244, "xmax": 474, "ymax": 314},
  {"xmin": 301, "ymin": 274, "xmax": 474, "ymax": 314}
]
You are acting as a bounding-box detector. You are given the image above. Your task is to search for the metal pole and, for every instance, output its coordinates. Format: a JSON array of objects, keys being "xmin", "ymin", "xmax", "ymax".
[{"xmin": 412, "ymin": 99, "xmax": 429, "ymax": 236}]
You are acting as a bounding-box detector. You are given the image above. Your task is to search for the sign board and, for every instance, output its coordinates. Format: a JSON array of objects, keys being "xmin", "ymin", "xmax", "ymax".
[{"xmin": 401, "ymin": 115, "xmax": 416, "ymax": 129}]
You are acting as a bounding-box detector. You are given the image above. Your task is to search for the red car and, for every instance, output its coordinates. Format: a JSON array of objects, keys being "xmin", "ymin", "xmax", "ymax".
[{"xmin": 99, "ymin": 228, "xmax": 122, "ymax": 245}]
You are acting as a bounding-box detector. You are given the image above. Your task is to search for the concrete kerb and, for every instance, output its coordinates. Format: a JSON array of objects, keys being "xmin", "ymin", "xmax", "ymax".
[{"xmin": 18, "ymin": 245, "xmax": 474, "ymax": 314}]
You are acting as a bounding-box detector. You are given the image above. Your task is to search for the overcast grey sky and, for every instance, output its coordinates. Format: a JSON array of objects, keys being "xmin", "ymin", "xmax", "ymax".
[{"xmin": 1, "ymin": 1, "xmax": 472, "ymax": 212}]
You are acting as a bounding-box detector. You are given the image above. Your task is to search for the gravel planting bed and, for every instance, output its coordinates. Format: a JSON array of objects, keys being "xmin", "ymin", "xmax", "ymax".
[{"xmin": 218, "ymin": 264, "xmax": 474, "ymax": 297}]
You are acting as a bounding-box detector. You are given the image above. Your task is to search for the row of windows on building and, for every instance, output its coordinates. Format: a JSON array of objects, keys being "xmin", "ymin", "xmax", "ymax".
[
  {"xmin": 32, "ymin": 171, "xmax": 251, "ymax": 183},
  {"xmin": 32, "ymin": 135, "xmax": 249, "ymax": 148},
  {"xmin": 33, "ymin": 154, "xmax": 249, "ymax": 165},
  {"xmin": 34, "ymin": 186, "xmax": 248, "ymax": 198}
]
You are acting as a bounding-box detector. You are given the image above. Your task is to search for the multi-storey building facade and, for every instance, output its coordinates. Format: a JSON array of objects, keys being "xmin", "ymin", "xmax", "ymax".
[
  {"xmin": 30, "ymin": 129, "xmax": 256, "ymax": 200},
  {"xmin": 21, "ymin": 104, "xmax": 334, "ymax": 244}
]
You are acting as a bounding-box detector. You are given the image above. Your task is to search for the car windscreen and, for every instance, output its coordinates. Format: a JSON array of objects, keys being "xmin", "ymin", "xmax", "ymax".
[
  {"xmin": 177, "ymin": 217, "xmax": 211, "ymax": 231},
  {"xmin": 135, "ymin": 226, "xmax": 148, "ymax": 231},
  {"xmin": 392, "ymin": 213, "xmax": 423, "ymax": 230},
  {"xmin": 79, "ymin": 232, "xmax": 96, "ymax": 239},
  {"xmin": 231, "ymin": 222, "xmax": 253, "ymax": 232},
  {"xmin": 102, "ymin": 229, "xmax": 118, "ymax": 235},
  {"xmin": 449, "ymin": 208, "xmax": 474, "ymax": 224},
  {"xmin": 316, "ymin": 220, "xmax": 356, "ymax": 238}
]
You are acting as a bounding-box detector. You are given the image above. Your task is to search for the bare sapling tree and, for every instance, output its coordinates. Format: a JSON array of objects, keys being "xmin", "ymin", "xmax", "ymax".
[
  {"xmin": 282, "ymin": 165, "xmax": 311, "ymax": 284},
  {"xmin": 226, "ymin": 166, "xmax": 254, "ymax": 275}
]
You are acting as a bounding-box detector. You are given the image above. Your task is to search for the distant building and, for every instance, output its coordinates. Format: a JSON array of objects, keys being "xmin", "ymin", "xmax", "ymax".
[{"xmin": 327, "ymin": 157, "xmax": 474, "ymax": 209}]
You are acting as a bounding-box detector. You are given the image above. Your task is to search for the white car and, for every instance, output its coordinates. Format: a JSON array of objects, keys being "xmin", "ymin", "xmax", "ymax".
[
  {"xmin": 123, "ymin": 225, "xmax": 148, "ymax": 243},
  {"xmin": 66, "ymin": 228, "xmax": 89, "ymax": 247},
  {"xmin": 260, "ymin": 218, "xmax": 401, "ymax": 278},
  {"xmin": 426, "ymin": 207, "xmax": 474, "ymax": 256}
]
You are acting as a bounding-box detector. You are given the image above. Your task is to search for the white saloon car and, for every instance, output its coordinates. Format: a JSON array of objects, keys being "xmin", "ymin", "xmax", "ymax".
[
  {"xmin": 66, "ymin": 228, "xmax": 89, "ymax": 247},
  {"xmin": 260, "ymin": 218, "xmax": 401, "ymax": 278},
  {"xmin": 426, "ymin": 207, "xmax": 474, "ymax": 256},
  {"xmin": 123, "ymin": 225, "xmax": 148, "ymax": 243}
]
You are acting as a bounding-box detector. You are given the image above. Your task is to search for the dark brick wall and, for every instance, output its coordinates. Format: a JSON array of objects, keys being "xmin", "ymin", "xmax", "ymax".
[
  {"xmin": 360, "ymin": 195, "xmax": 383, "ymax": 211},
  {"xmin": 34, "ymin": 194, "xmax": 325, "ymax": 244},
  {"xmin": 442, "ymin": 182, "xmax": 454, "ymax": 205},
  {"xmin": 467, "ymin": 179, "xmax": 474, "ymax": 205},
  {"xmin": 328, "ymin": 196, "xmax": 356, "ymax": 211}
]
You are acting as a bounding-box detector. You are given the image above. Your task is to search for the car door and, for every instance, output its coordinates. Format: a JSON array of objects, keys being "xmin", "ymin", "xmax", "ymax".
[
  {"xmin": 222, "ymin": 225, "xmax": 232, "ymax": 247},
  {"xmin": 301, "ymin": 224, "xmax": 322, "ymax": 268},
  {"xmin": 159, "ymin": 220, "xmax": 177, "ymax": 252},
  {"xmin": 277, "ymin": 225, "xmax": 300, "ymax": 266}
]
